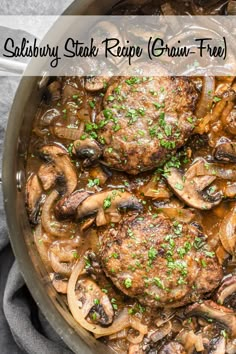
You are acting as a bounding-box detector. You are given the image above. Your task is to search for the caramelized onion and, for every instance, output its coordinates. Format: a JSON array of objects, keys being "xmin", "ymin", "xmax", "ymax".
[
  {"xmin": 216, "ymin": 245, "xmax": 229, "ymax": 265},
  {"xmin": 41, "ymin": 190, "xmax": 77, "ymax": 237},
  {"xmin": 34, "ymin": 223, "xmax": 52, "ymax": 270},
  {"xmin": 156, "ymin": 208, "xmax": 194, "ymax": 223},
  {"xmin": 195, "ymin": 76, "xmax": 215, "ymax": 119},
  {"xmin": 127, "ymin": 318, "xmax": 148, "ymax": 344},
  {"xmin": 67, "ymin": 257, "xmax": 131, "ymax": 337},
  {"xmin": 109, "ymin": 329, "xmax": 128, "ymax": 341},
  {"xmin": 53, "ymin": 123, "xmax": 84, "ymax": 140},
  {"xmin": 195, "ymin": 97, "xmax": 227, "ymax": 134},
  {"xmin": 194, "ymin": 160, "xmax": 236, "ymax": 181},
  {"xmin": 219, "ymin": 205, "xmax": 236, "ymax": 255},
  {"xmin": 140, "ymin": 176, "xmax": 171, "ymax": 200},
  {"xmin": 149, "ymin": 321, "xmax": 172, "ymax": 343}
]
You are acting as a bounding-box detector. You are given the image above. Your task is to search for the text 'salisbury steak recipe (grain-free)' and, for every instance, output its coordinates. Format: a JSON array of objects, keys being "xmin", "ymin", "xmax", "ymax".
[{"xmin": 25, "ymin": 1, "xmax": 236, "ymax": 353}]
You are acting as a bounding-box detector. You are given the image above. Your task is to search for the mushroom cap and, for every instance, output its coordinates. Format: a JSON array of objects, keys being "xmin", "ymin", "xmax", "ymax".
[{"xmin": 39, "ymin": 144, "xmax": 78, "ymax": 195}]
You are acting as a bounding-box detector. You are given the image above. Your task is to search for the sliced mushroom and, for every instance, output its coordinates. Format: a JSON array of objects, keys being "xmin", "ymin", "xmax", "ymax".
[
  {"xmin": 214, "ymin": 140, "xmax": 236, "ymax": 163},
  {"xmin": 185, "ymin": 300, "xmax": 236, "ymax": 336},
  {"xmin": 73, "ymin": 138, "xmax": 102, "ymax": 167},
  {"xmin": 217, "ymin": 276, "xmax": 236, "ymax": 307},
  {"xmin": 39, "ymin": 144, "xmax": 77, "ymax": 195},
  {"xmin": 165, "ymin": 163, "xmax": 222, "ymax": 210},
  {"xmin": 76, "ymin": 277, "xmax": 114, "ymax": 326},
  {"xmin": 77, "ymin": 189, "xmax": 142, "ymax": 226},
  {"xmin": 50, "ymin": 273, "xmax": 68, "ymax": 294},
  {"xmin": 26, "ymin": 174, "xmax": 44, "ymax": 224},
  {"xmin": 225, "ymin": 108, "xmax": 236, "ymax": 135},
  {"xmin": 38, "ymin": 164, "xmax": 57, "ymax": 191},
  {"xmin": 159, "ymin": 341, "xmax": 186, "ymax": 354},
  {"xmin": 46, "ymin": 80, "xmax": 61, "ymax": 101},
  {"xmin": 55, "ymin": 190, "xmax": 91, "ymax": 219},
  {"xmin": 85, "ymin": 76, "xmax": 110, "ymax": 92}
]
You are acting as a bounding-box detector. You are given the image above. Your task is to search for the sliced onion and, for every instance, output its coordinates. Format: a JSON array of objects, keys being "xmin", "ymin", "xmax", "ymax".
[
  {"xmin": 216, "ymin": 245, "xmax": 229, "ymax": 265},
  {"xmin": 140, "ymin": 177, "xmax": 171, "ymax": 200},
  {"xmin": 77, "ymin": 108, "xmax": 90, "ymax": 121},
  {"xmin": 49, "ymin": 252, "xmax": 73, "ymax": 276},
  {"xmin": 41, "ymin": 190, "xmax": 77, "ymax": 237},
  {"xmin": 127, "ymin": 332, "xmax": 144, "ymax": 345},
  {"xmin": 127, "ymin": 318, "xmax": 148, "ymax": 344},
  {"xmin": 219, "ymin": 204, "xmax": 236, "ymax": 255},
  {"xmin": 34, "ymin": 223, "xmax": 52, "ymax": 270},
  {"xmin": 195, "ymin": 334, "xmax": 204, "ymax": 352},
  {"xmin": 67, "ymin": 257, "xmax": 131, "ymax": 337},
  {"xmin": 195, "ymin": 98, "xmax": 227, "ymax": 134},
  {"xmin": 156, "ymin": 208, "xmax": 194, "ymax": 223},
  {"xmin": 53, "ymin": 123, "xmax": 84, "ymax": 140},
  {"xmin": 149, "ymin": 321, "xmax": 172, "ymax": 343},
  {"xmin": 195, "ymin": 77, "xmax": 215, "ymax": 119},
  {"xmin": 220, "ymin": 101, "xmax": 234, "ymax": 127},
  {"xmin": 96, "ymin": 208, "xmax": 108, "ymax": 226},
  {"xmin": 194, "ymin": 160, "xmax": 236, "ymax": 181},
  {"xmin": 109, "ymin": 329, "xmax": 128, "ymax": 341},
  {"xmin": 224, "ymin": 183, "xmax": 236, "ymax": 198}
]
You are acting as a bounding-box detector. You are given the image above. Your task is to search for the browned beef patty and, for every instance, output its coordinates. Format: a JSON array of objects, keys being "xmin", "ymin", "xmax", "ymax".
[
  {"xmin": 96, "ymin": 76, "xmax": 199, "ymax": 174},
  {"xmin": 99, "ymin": 214, "xmax": 222, "ymax": 308}
]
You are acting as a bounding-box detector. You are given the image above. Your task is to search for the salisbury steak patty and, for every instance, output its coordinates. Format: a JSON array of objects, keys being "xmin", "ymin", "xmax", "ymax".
[
  {"xmin": 99, "ymin": 214, "xmax": 222, "ymax": 308},
  {"xmin": 96, "ymin": 76, "xmax": 199, "ymax": 174}
]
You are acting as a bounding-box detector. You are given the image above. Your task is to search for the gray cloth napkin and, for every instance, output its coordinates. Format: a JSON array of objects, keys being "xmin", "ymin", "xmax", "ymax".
[{"xmin": 0, "ymin": 1, "xmax": 75, "ymax": 353}]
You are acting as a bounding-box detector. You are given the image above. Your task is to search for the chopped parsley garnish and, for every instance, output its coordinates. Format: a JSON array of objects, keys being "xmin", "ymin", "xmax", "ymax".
[
  {"xmin": 148, "ymin": 247, "xmax": 158, "ymax": 265},
  {"xmin": 124, "ymin": 278, "xmax": 132, "ymax": 288},
  {"xmin": 125, "ymin": 77, "xmax": 141, "ymax": 86},
  {"xmin": 89, "ymin": 100, "xmax": 95, "ymax": 109},
  {"xmin": 72, "ymin": 251, "xmax": 79, "ymax": 259},
  {"xmin": 153, "ymin": 277, "xmax": 165, "ymax": 289},
  {"xmin": 62, "ymin": 108, "xmax": 67, "ymax": 119},
  {"xmin": 103, "ymin": 195, "xmax": 112, "ymax": 209},
  {"xmin": 175, "ymin": 183, "xmax": 184, "ymax": 191},
  {"xmin": 213, "ymin": 96, "xmax": 221, "ymax": 103},
  {"xmin": 87, "ymin": 178, "xmax": 100, "ymax": 187},
  {"xmin": 107, "ymin": 95, "xmax": 115, "ymax": 102}
]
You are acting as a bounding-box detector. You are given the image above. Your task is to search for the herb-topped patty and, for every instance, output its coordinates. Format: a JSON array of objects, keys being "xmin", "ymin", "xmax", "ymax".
[
  {"xmin": 99, "ymin": 213, "xmax": 222, "ymax": 308},
  {"xmin": 95, "ymin": 75, "xmax": 199, "ymax": 174}
]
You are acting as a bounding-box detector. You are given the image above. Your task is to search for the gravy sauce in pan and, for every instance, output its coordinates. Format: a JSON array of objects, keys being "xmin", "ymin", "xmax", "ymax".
[{"xmin": 25, "ymin": 1, "xmax": 236, "ymax": 353}]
